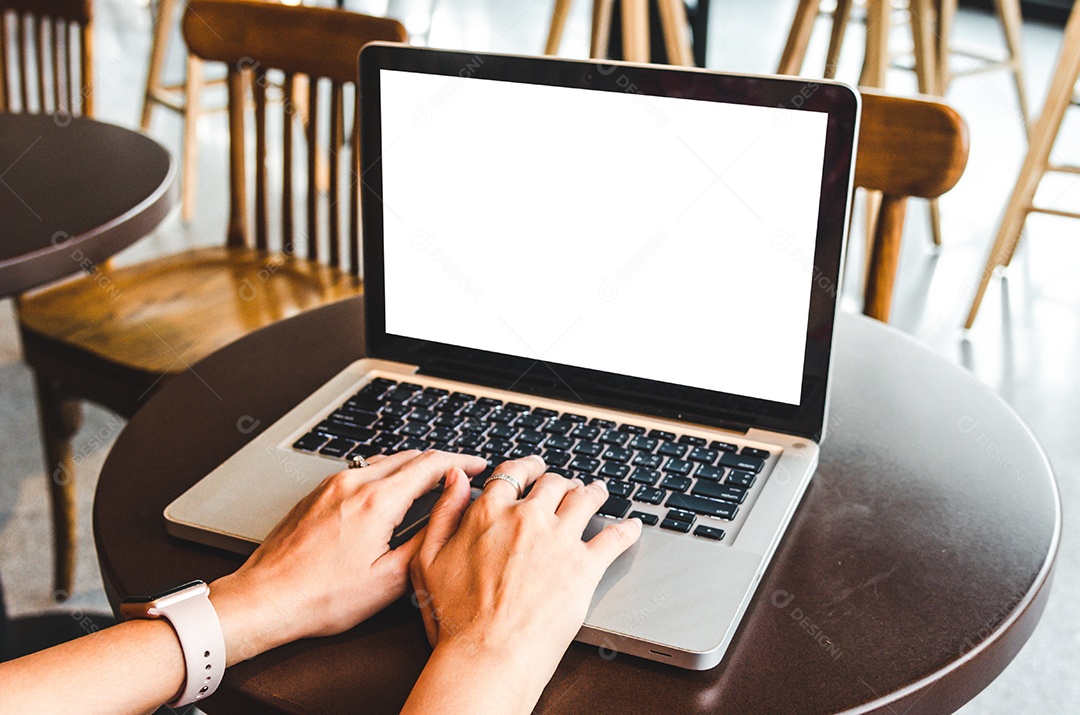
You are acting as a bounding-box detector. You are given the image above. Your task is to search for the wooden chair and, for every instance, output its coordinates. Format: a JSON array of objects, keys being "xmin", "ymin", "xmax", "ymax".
[
  {"xmin": 857, "ymin": 89, "xmax": 969, "ymax": 322},
  {"xmin": 15, "ymin": 0, "xmax": 406, "ymax": 597},
  {"xmin": 545, "ymin": 0, "xmax": 693, "ymax": 64},
  {"xmin": 0, "ymin": 0, "xmax": 93, "ymax": 116},
  {"xmin": 965, "ymin": 1, "xmax": 1080, "ymax": 328}
]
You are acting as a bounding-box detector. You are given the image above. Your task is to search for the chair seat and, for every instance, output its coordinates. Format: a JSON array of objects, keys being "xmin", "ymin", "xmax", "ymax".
[{"xmin": 18, "ymin": 247, "xmax": 362, "ymax": 375}]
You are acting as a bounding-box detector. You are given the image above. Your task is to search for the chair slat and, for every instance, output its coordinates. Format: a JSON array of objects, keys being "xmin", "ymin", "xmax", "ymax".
[
  {"xmin": 78, "ymin": 16, "xmax": 90, "ymax": 115},
  {"xmin": 35, "ymin": 13, "xmax": 45, "ymax": 111},
  {"xmin": 0, "ymin": 12, "xmax": 9, "ymax": 112},
  {"xmin": 306, "ymin": 76, "xmax": 318, "ymax": 260},
  {"xmin": 349, "ymin": 91, "xmax": 360, "ymax": 276},
  {"xmin": 226, "ymin": 69, "xmax": 248, "ymax": 247},
  {"xmin": 52, "ymin": 17, "xmax": 62, "ymax": 112},
  {"xmin": 18, "ymin": 13, "xmax": 30, "ymax": 110},
  {"xmin": 282, "ymin": 72, "xmax": 295, "ymax": 255},
  {"xmin": 328, "ymin": 81, "xmax": 342, "ymax": 267},
  {"xmin": 63, "ymin": 17, "xmax": 72, "ymax": 113},
  {"xmin": 253, "ymin": 67, "xmax": 268, "ymax": 250}
]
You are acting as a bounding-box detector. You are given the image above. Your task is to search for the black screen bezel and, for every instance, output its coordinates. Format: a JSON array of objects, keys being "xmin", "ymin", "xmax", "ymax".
[{"xmin": 358, "ymin": 45, "xmax": 859, "ymax": 442}]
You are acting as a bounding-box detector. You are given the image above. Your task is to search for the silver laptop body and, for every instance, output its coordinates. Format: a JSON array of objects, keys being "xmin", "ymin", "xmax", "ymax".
[{"xmin": 166, "ymin": 46, "xmax": 860, "ymax": 671}]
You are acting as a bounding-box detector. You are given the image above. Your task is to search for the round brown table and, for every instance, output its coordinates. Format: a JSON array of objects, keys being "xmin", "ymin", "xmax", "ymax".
[
  {"xmin": 0, "ymin": 113, "xmax": 175, "ymax": 297},
  {"xmin": 94, "ymin": 298, "xmax": 1060, "ymax": 714}
]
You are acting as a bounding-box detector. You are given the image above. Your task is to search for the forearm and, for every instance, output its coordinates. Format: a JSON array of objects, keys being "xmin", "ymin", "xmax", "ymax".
[
  {"xmin": 402, "ymin": 638, "xmax": 558, "ymax": 715},
  {"xmin": 0, "ymin": 618, "xmax": 184, "ymax": 715}
]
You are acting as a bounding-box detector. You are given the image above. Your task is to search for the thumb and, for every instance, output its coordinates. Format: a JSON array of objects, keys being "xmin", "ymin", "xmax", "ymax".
[{"xmin": 585, "ymin": 517, "xmax": 642, "ymax": 569}]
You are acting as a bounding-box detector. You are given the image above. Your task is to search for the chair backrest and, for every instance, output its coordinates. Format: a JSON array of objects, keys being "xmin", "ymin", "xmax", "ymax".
[
  {"xmin": 183, "ymin": 0, "xmax": 407, "ymax": 277},
  {"xmin": 855, "ymin": 89, "xmax": 969, "ymax": 321},
  {"xmin": 0, "ymin": 0, "xmax": 93, "ymax": 116}
]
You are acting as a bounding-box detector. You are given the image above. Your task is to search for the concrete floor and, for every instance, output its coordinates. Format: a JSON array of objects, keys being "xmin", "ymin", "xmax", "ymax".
[{"xmin": 1, "ymin": 0, "xmax": 1078, "ymax": 712}]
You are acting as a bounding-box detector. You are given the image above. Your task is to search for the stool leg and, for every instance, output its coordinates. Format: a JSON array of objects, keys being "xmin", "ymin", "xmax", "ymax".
[
  {"xmin": 996, "ymin": 0, "xmax": 1032, "ymax": 134},
  {"xmin": 910, "ymin": 0, "xmax": 944, "ymax": 246},
  {"xmin": 778, "ymin": 0, "xmax": 822, "ymax": 75},
  {"xmin": 657, "ymin": 0, "xmax": 694, "ymax": 66},
  {"xmin": 965, "ymin": 3, "xmax": 1080, "ymax": 328},
  {"xmin": 140, "ymin": 0, "xmax": 176, "ymax": 131},
  {"xmin": 937, "ymin": 0, "xmax": 957, "ymax": 92},
  {"xmin": 546, "ymin": 0, "xmax": 575, "ymax": 55},
  {"xmin": 591, "ymin": 0, "xmax": 615, "ymax": 58},
  {"xmin": 864, "ymin": 194, "xmax": 908, "ymax": 323},
  {"xmin": 621, "ymin": 0, "xmax": 649, "ymax": 63},
  {"xmin": 182, "ymin": 54, "xmax": 202, "ymax": 223},
  {"xmin": 33, "ymin": 374, "xmax": 83, "ymax": 600},
  {"xmin": 860, "ymin": 0, "xmax": 891, "ymax": 88},
  {"xmin": 824, "ymin": 0, "xmax": 853, "ymax": 79}
]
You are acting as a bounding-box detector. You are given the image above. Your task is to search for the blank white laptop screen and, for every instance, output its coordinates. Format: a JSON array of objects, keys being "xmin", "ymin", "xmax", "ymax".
[{"xmin": 379, "ymin": 69, "xmax": 828, "ymax": 406}]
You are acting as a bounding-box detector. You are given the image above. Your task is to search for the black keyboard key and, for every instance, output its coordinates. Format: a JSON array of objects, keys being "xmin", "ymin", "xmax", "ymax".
[
  {"xmin": 356, "ymin": 380, "xmax": 393, "ymax": 399},
  {"xmin": 398, "ymin": 438, "xmax": 430, "ymax": 451},
  {"xmin": 509, "ymin": 444, "xmax": 540, "ymax": 459},
  {"xmin": 661, "ymin": 517, "xmax": 693, "ymax": 533},
  {"xmin": 543, "ymin": 419, "xmax": 574, "ymax": 435},
  {"xmin": 409, "ymin": 393, "xmax": 440, "ymax": 408},
  {"xmin": 517, "ymin": 429, "xmax": 545, "ymax": 445},
  {"xmin": 633, "ymin": 453, "xmax": 663, "ymax": 469},
  {"xmin": 692, "ymin": 480, "xmax": 746, "ymax": 503},
  {"xmin": 727, "ymin": 470, "xmax": 757, "ymax": 489},
  {"xmin": 546, "ymin": 435, "xmax": 574, "ymax": 451},
  {"xmin": 460, "ymin": 419, "xmax": 487, "ymax": 433},
  {"xmin": 433, "ymin": 414, "xmax": 461, "ymax": 428},
  {"xmin": 489, "ymin": 410, "xmax": 516, "ymax": 424},
  {"xmin": 663, "ymin": 458, "xmax": 693, "ymax": 476},
  {"xmin": 694, "ymin": 525, "xmax": 726, "ymax": 541},
  {"xmin": 373, "ymin": 417, "xmax": 404, "ymax": 431},
  {"xmin": 400, "ymin": 422, "xmax": 431, "ymax": 437},
  {"xmin": 719, "ymin": 452, "xmax": 765, "ymax": 473},
  {"xmin": 382, "ymin": 403, "xmax": 410, "ymax": 418},
  {"xmin": 667, "ymin": 508, "xmax": 697, "ymax": 524},
  {"xmin": 742, "ymin": 447, "xmax": 771, "ymax": 459},
  {"xmin": 428, "ymin": 427, "xmax": 457, "ymax": 442},
  {"xmin": 399, "ymin": 382, "xmax": 423, "ymax": 392},
  {"xmin": 710, "ymin": 440, "xmax": 739, "ymax": 453},
  {"xmin": 334, "ymin": 408, "xmax": 378, "ymax": 427},
  {"xmin": 600, "ymin": 429, "xmax": 631, "ymax": 446},
  {"xmin": 346, "ymin": 445, "xmax": 377, "ymax": 460},
  {"xmin": 533, "ymin": 408, "xmax": 559, "ymax": 418},
  {"xmin": 516, "ymin": 414, "xmax": 545, "ymax": 429},
  {"xmin": 597, "ymin": 495, "xmax": 632, "ymax": 518},
  {"xmin": 316, "ymin": 421, "xmax": 376, "ymax": 443},
  {"xmin": 571, "ymin": 425, "xmax": 600, "ymax": 440},
  {"xmin": 599, "ymin": 462, "xmax": 630, "ymax": 479},
  {"xmin": 570, "ymin": 456, "xmax": 601, "ymax": 473},
  {"xmin": 450, "ymin": 392, "xmax": 476, "ymax": 403},
  {"xmin": 461, "ymin": 404, "xmax": 491, "ymax": 419},
  {"xmin": 573, "ymin": 441, "xmax": 603, "ymax": 457},
  {"xmin": 542, "ymin": 449, "xmax": 572, "ymax": 467},
  {"xmin": 489, "ymin": 423, "xmax": 516, "ymax": 439},
  {"xmin": 371, "ymin": 433, "xmax": 403, "ymax": 450},
  {"xmin": 385, "ymin": 387, "xmax": 414, "ymax": 403},
  {"xmin": 657, "ymin": 441, "xmax": 687, "ymax": 458},
  {"xmin": 483, "ymin": 438, "xmax": 513, "ymax": 455},
  {"xmin": 602, "ymin": 447, "xmax": 633, "ymax": 463},
  {"xmin": 628, "ymin": 510, "xmax": 659, "ymax": 526},
  {"xmin": 666, "ymin": 493, "xmax": 739, "ymax": 520},
  {"xmin": 620, "ymin": 423, "xmax": 646, "ymax": 435},
  {"xmin": 505, "ymin": 402, "xmax": 530, "ymax": 412},
  {"xmin": 629, "ymin": 468, "xmax": 661, "ymax": 485},
  {"xmin": 457, "ymin": 433, "xmax": 485, "ymax": 449},
  {"xmin": 293, "ymin": 432, "xmax": 328, "ymax": 452},
  {"xmin": 648, "ymin": 429, "xmax": 676, "ymax": 441},
  {"xmin": 477, "ymin": 396, "xmax": 502, "ymax": 408},
  {"xmin": 660, "ymin": 475, "xmax": 692, "ymax": 492},
  {"xmin": 678, "ymin": 435, "xmax": 707, "ymax": 447},
  {"xmin": 561, "ymin": 412, "xmax": 587, "ymax": 423},
  {"xmin": 633, "ymin": 486, "xmax": 665, "ymax": 505},
  {"xmin": 548, "ymin": 467, "xmax": 572, "ymax": 478},
  {"xmin": 470, "ymin": 464, "xmax": 496, "ymax": 489},
  {"xmin": 345, "ymin": 395, "xmax": 383, "ymax": 413},
  {"xmin": 423, "ymin": 386, "xmax": 449, "ymax": 397},
  {"xmin": 629, "ymin": 435, "xmax": 659, "ymax": 452},
  {"xmin": 590, "ymin": 418, "xmax": 616, "ymax": 429},
  {"xmin": 405, "ymin": 407, "xmax": 439, "ymax": 423},
  {"xmin": 688, "ymin": 446, "xmax": 719, "ymax": 464},
  {"xmin": 606, "ymin": 480, "xmax": 634, "ymax": 497},
  {"xmin": 696, "ymin": 464, "xmax": 726, "ymax": 481}
]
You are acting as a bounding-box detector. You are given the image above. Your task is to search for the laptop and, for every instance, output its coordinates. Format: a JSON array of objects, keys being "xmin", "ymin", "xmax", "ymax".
[{"xmin": 165, "ymin": 45, "xmax": 860, "ymax": 671}]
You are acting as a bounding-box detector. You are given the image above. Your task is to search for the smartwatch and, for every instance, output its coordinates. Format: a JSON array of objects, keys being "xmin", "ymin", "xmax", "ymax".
[{"xmin": 120, "ymin": 580, "xmax": 226, "ymax": 707}]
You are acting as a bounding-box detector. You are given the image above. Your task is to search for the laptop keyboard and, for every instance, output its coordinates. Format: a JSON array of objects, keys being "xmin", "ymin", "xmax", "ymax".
[{"xmin": 291, "ymin": 377, "xmax": 773, "ymax": 543}]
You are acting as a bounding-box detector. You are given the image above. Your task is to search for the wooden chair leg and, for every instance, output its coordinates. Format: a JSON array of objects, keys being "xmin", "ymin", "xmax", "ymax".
[
  {"xmin": 996, "ymin": 0, "xmax": 1032, "ymax": 134},
  {"xmin": 965, "ymin": 2, "xmax": 1080, "ymax": 328},
  {"xmin": 182, "ymin": 54, "xmax": 202, "ymax": 223},
  {"xmin": 864, "ymin": 194, "xmax": 908, "ymax": 323},
  {"xmin": 33, "ymin": 374, "xmax": 83, "ymax": 600},
  {"xmin": 937, "ymin": 0, "xmax": 957, "ymax": 92},
  {"xmin": 546, "ymin": 0, "xmax": 575, "ymax": 55},
  {"xmin": 657, "ymin": 0, "xmax": 694, "ymax": 66},
  {"xmin": 141, "ymin": 0, "xmax": 176, "ymax": 131},
  {"xmin": 620, "ymin": 0, "xmax": 650, "ymax": 63},
  {"xmin": 778, "ymin": 0, "xmax": 822, "ymax": 75},
  {"xmin": 860, "ymin": 0, "xmax": 890, "ymax": 88},
  {"xmin": 824, "ymin": 0, "xmax": 853, "ymax": 79},
  {"xmin": 590, "ymin": 0, "xmax": 615, "ymax": 58}
]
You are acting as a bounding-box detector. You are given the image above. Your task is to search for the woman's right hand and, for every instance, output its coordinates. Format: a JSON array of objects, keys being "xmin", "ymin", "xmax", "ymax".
[{"xmin": 405, "ymin": 455, "xmax": 642, "ymax": 713}]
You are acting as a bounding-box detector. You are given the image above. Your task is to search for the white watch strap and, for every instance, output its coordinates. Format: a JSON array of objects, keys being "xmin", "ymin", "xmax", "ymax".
[{"xmin": 150, "ymin": 588, "xmax": 226, "ymax": 707}]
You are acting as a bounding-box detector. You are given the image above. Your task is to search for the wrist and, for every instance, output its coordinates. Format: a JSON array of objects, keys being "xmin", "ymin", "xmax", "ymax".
[
  {"xmin": 209, "ymin": 573, "xmax": 295, "ymax": 666},
  {"xmin": 430, "ymin": 633, "xmax": 561, "ymax": 710}
]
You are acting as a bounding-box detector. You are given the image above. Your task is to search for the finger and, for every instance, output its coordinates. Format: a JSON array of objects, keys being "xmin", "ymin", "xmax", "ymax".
[
  {"xmin": 409, "ymin": 559, "xmax": 439, "ymax": 647},
  {"xmin": 478, "ymin": 454, "xmax": 547, "ymax": 501},
  {"xmin": 418, "ymin": 466, "xmax": 472, "ymax": 563},
  {"xmin": 336, "ymin": 449, "xmax": 424, "ymax": 488},
  {"xmin": 525, "ymin": 471, "xmax": 580, "ymax": 511},
  {"xmin": 585, "ymin": 518, "xmax": 643, "ymax": 569},
  {"xmin": 365, "ymin": 453, "xmax": 390, "ymax": 464},
  {"xmin": 555, "ymin": 478, "xmax": 610, "ymax": 527},
  {"xmin": 382, "ymin": 450, "xmax": 487, "ymax": 497}
]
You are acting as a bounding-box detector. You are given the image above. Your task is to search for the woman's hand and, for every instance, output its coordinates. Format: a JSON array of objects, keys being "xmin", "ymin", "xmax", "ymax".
[
  {"xmin": 208, "ymin": 450, "xmax": 487, "ymax": 665},
  {"xmin": 405, "ymin": 455, "xmax": 642, "ymax": 713}
]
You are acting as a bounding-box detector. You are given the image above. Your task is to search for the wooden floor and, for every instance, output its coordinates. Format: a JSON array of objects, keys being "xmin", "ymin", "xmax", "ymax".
[{"xmin": 1, "ymin": 0, "xmax": 1078, "ymax": 712}]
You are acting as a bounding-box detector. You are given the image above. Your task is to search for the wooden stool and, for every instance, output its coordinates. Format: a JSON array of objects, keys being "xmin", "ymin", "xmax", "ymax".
[
  {"xmin": 545, "ymin": 0, "xmax": 693, "ymax": 65},
  {"xmin": 964, "ymin": 2, "xmax": 1080, "ymax": 328},
  {"xmin": 140, "ymin": 0, "xmax": 212, "ymax": 223}
]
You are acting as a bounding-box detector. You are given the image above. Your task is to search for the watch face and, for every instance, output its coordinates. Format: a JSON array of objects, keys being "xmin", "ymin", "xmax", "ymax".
[{"xmin": 121, "ymin": 580, "xmax": 205, "ymax": 605}]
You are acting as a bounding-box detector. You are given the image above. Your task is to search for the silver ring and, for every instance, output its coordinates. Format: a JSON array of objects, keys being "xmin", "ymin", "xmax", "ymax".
[
  {"xmin": 347, "ymin": 455, "xmax": 370, "ymax": 469},
  {"xmin": 483, "ymin": 472, "xmax": 523, "ymax": 498}
]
